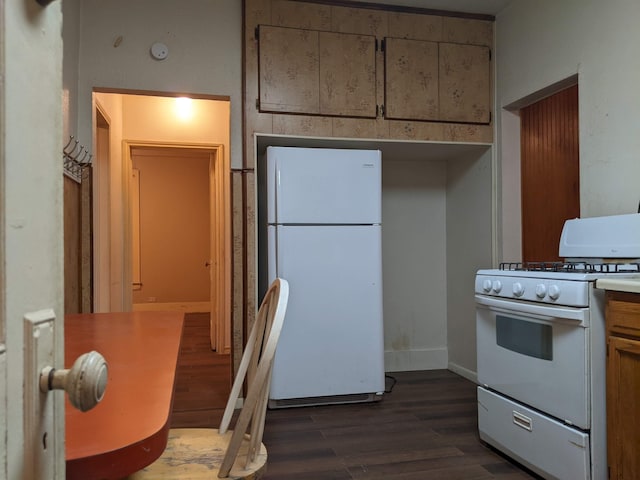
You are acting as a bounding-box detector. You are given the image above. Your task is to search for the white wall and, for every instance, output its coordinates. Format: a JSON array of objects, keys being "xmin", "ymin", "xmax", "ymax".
[
  {"xmin": 383, "ymin": 147, "xmax": 492, "ymax": 376},
  {"xmin": 62, "ymin": 0, "xmax": 80, "ymax": 141},
  {"xmin": 122, "ymin": 95, "xmax": 230, "ymax": 147},
  {"xmin": 446, "ymin": 147, "xmax": 493, "ymax": 379},
  {"xmin": 496, "ymin": 0, "xmax": 640, "ymax": 259},
  {"xmin": 383, "ymin": 159, "xmax": 448, "ymax": 372},
  {"xmin": 131, "ymin": 151, "xmax": 211, "ymax": 304},
  {"xmin": 77, "ymin": 0, "xmax": 242, "ymax": 168}
]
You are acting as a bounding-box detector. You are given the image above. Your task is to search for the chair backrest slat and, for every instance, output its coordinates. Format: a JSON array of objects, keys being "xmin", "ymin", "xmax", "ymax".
[{"xmin": 218, "ymin": 278, "xmax": 289, "ymax": 478}]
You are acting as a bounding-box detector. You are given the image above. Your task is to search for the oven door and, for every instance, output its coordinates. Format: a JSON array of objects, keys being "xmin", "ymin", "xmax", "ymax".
[{"xmin": 476, "ymin": 295, "xmax": 589, "ymax": 429}]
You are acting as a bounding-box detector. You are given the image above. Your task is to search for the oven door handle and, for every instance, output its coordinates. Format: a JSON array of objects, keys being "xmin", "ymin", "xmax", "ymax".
[{"xmin": 475, "ymin": 295, "xmax": 589, "ymax": 325}]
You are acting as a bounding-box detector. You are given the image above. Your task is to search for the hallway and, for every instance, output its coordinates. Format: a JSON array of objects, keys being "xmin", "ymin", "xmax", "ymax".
[{"xmin": 170, "ymin": 312, "xmax": 231, "ymax": 428}]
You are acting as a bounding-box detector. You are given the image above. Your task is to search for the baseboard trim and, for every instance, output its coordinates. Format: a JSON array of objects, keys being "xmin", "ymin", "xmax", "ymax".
[
  {"xmin": 268, "ymin": 392, "xmax": 382, "ymax": 409},
  {"xmin": 448, "ymin": 361, "xmax": 478, "ymax": 384},
  {"xmin": 132, "ymin": 301, "xmax": 210, "ymax": 313},
  {"xmin": 384, "ymin": 347, "xmax": 448, "ymax": 372}
]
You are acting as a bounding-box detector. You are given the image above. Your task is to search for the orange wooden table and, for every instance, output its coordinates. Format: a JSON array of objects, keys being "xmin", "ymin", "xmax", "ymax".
[{"xmin": 65, "ymin": 311, "xmax": 184, "ymax": 480}]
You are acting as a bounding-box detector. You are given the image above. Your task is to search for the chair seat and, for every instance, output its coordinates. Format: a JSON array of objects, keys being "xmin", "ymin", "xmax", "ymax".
[{"xmin": 128, "ymin": 428, "xmax": 267, "ymax": 480}]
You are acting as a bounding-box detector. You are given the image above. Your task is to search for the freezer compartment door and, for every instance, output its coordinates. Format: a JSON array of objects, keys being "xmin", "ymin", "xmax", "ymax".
[
  {"xmin": 266, "ymin": 146, "xmax": 381, "ymax": 224},
  {"xmin": 268, "ymin": 225, "xmax": 385, "ymax": 400}
]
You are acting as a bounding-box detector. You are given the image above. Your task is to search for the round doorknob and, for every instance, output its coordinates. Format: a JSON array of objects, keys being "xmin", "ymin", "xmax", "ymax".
[{"xmin": 40, "ymin": 351, "xmax": 108, "ymax": 412}]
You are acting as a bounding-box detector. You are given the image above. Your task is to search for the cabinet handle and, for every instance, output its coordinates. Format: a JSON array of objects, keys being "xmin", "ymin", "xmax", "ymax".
[{"xmin": 512, "ymin": 410, "xmax": 532, "ymax": 431}]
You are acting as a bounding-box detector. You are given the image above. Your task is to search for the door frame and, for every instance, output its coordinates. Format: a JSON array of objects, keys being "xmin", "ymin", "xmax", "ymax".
[
  {"xmin": 0, "ymin": 0, "xmax": 6, "ymax": 470},
  {"xmin": 93, "ymin": 104, "xmax": 112, "ymax": 313},
  {"xmin": 122, "ymin": 141, "xmax": 231, "ymax": 353}
]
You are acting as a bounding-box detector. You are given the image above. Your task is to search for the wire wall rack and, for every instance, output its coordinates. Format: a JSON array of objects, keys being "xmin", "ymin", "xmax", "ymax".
[{"xmin": 63, "ymin": 136, "xmax": 93, "ymax": 183}]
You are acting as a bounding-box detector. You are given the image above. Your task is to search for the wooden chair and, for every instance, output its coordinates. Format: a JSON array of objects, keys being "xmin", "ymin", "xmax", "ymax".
[{"xmin": 129, "ymin": 278, "xmax": 289, "ymax": 479}]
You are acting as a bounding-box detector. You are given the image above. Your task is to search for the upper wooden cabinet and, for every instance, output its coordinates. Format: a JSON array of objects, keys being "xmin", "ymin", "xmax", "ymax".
[
  {"xmin": 319, "ymin": 31, "xmax": 377, "ymax": 117},
  {"xmin": 385, "ymin": 38, "xmax": 490, "ymax": 123},
  {"xmin": 258, "ymin": 26, "xmax": 320, "ymax": 114},
  {"xmin": 258, "ymin": 24, "xmax": 490, "ymax": 124},
  {"xmin": 439, "ymin": 42, "xmax": 491, "ymax": 123},
  {"xmin": 258, "ymin": 25, "xmax": 377, "ymax": 118},
  {"xmin": 384, "ymin": 37, "xmax": 439, "ymax": 121},
  {"xmin": 244, "ymin": 0, "xmax": 495, "ymax": 160}
]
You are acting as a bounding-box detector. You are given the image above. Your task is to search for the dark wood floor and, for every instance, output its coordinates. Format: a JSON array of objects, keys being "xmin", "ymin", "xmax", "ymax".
[
  {"xmin": 171, "ymin": 313, "xmax": 539, "ymax": 479},
  {"xmin": 170, "ymin": 312, "xmax": 231, "ymax": 428}
]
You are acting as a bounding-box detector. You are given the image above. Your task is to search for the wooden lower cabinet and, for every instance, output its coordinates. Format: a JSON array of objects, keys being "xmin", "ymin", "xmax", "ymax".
[{"xmin": 606, "ymin": 291, "xmax": 640, "ymax": 479}]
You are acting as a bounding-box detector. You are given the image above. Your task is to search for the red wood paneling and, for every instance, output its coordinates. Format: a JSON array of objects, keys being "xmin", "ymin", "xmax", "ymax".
[{"xmin": 520, "ymin": 84, "xmax": 580, "ymax": 263}]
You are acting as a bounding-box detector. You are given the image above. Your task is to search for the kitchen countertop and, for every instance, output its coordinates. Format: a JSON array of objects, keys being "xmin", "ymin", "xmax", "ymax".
[{"xmin": 596, "ymin": 278, "xmax": 640, "ymax": 294}]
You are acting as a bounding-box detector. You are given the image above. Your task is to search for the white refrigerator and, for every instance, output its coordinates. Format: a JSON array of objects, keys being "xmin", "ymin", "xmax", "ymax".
[{"xmin": 266, "ymin": 146, "xmax": 385, "ymax": 408}]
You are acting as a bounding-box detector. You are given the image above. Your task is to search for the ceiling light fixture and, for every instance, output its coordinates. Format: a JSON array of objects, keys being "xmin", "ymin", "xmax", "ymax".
[{"xmin": 175, "ymin": 97, "xmax": 193, "ymax": 121}]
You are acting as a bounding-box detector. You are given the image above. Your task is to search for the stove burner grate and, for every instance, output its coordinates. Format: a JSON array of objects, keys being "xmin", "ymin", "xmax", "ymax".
[{"xmin": 499, "ymin": 261, "xmax": 640, "ymax": 274}]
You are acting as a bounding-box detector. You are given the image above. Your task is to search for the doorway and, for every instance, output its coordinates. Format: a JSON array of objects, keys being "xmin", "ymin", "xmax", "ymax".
[
  {"xmin": 126, "ymin": 143, "xmax": 230, "ymax": 353},
  {"xmin": 520, "ymin": 84, "xmax": 580, "ymax": 262},
  {"xmin": 129, "ymin": 147, "xmax": 210, "ymax": 306},
  {"xmin": 92, "ymin": 91, "xmax": 231, "ymax": 353}
]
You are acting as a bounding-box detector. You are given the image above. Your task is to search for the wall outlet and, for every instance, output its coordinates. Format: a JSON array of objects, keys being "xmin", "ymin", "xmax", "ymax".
[{"xmin": 147, "ymin": 297, "xmax": 156, "ymax": 303}]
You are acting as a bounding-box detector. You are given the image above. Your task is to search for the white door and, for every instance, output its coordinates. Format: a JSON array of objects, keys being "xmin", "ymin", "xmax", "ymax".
[{"xmin": 2, "ymin": 3, "xmax": 66, "ymax": 478}]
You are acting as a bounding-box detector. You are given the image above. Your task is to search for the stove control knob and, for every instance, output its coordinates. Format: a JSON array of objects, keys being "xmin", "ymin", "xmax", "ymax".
[
  {"xmin": 492, "ymin": 280, "xmax": 503, "ymax": 293},
  {"xmin": 548, "ymin": 284, "xmax": 561, "ymax": 300},
  {"xmin": 513, "ymin": 282, "xmax": 525, "ymax": 297},
  {"xmin": 482, "ymin": 279, "xmax": 493, "ymax": 292},
  {"xmin": 535, "ymin": 284, "xmax": 547, "ymax": 299}
]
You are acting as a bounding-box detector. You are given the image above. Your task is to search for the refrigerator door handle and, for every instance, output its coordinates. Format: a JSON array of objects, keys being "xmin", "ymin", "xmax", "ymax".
[
  {"xmin": 274, "ymin": 169, "xmax": 280, "ymax": 224},
  {"xmin": 267, "ymin": 225, "xmax": 278, "ymax": 283}
]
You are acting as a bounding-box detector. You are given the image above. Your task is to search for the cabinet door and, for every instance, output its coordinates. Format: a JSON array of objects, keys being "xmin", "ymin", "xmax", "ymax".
[
  {"xmin": 607, "ymin": 335, "xmax": 640, "ymax": 479},
  {"xmin": 258, "ymin": 26, "xmax": 376, "ymax": 118},
  {"xmin": 439, "ymin": 42, "xmax": 491, "ymax": 123},
  {"xmin": 384, "ymin": 37, "xmax": 439, "ymax": 121},
  {"xmin": 319, "ymin": 31, "xmax": 376, "ymax": 118},
  {"xmin": 384, "ymin": 38, "xmax": 491, "ymax": 124},
  {"xmin": 259, "ymin": 25, "xmax": 320, "ymax": 114}
]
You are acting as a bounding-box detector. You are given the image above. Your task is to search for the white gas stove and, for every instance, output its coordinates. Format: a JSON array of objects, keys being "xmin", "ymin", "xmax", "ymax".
[
  {"xmin": 477, "ymin": 261, "xmax": 640, "ymax": 307},
  {"xmin": 476, "ymin": 213, "xmax": 640, "ymax": 480}
]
